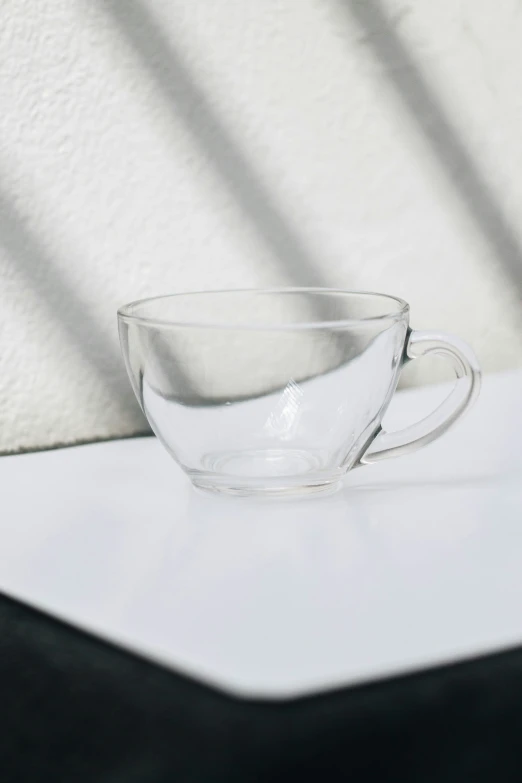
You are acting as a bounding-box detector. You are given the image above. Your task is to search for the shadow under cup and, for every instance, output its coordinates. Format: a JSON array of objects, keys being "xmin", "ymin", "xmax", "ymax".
[{"xmin": 118, "ymin": 289, "xmax": 412, "ymax": 496}]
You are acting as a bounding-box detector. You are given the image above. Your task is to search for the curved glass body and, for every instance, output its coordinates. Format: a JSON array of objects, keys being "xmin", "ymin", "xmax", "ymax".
[{"xmin": 118, "ymin": 289, "xmax": 480, "ymax": 497}]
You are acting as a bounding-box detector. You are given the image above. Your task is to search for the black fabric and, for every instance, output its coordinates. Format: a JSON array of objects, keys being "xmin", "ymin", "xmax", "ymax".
[{"xmin": 0, "ymin": 593, "xmax": 521, "ymax": 782}]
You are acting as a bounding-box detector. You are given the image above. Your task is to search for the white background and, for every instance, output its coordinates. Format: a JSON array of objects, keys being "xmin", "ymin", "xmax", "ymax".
[{"xmin": 1, "ymin": 0, "xmax": 522, "ymax": 452}]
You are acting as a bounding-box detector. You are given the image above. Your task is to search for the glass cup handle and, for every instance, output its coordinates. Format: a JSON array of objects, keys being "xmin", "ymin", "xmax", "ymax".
[{"xmin": 360, "ymin": 330, "xmax": 481, "ymax": 465}]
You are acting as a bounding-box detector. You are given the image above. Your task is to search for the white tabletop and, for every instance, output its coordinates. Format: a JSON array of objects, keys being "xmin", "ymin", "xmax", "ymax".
[{"xmin": 1, "ymin": 370, "xmax": 521, "ymax": 698}]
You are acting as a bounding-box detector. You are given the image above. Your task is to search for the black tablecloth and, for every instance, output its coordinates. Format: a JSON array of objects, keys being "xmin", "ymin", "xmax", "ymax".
[{"xmin": 0, "ymin": 592, "xmax": 521, "ymax": 782}]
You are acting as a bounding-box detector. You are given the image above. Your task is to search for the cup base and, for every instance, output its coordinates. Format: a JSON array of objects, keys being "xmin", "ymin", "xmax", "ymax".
[
  {"xmin": 190, "ymin": 473, "xmax": 345, "ymax": 498},
  {"xmin": 191, "ymin": 478, "xmax": 343, "ymax": 498},
  {"xmin": 187, "ymin": 448, "xmax": 346, "ymax": 498}
]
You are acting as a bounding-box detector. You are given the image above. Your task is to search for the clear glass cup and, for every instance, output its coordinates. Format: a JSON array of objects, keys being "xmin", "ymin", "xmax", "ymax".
[{"xmin": 118, "ymin": 289, "xmax": 480, "ymax": 497}]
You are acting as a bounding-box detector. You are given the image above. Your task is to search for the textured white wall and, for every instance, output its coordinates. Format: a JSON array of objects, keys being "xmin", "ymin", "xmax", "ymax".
[{"xmin": 1, "ymin": 0, "xmax": 521, "ymax": 453}]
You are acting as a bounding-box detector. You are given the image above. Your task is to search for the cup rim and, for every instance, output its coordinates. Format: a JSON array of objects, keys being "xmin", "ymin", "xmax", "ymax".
[{"xmin": 117, "ymin": 287, "xmax": 409, "ymax": 330}]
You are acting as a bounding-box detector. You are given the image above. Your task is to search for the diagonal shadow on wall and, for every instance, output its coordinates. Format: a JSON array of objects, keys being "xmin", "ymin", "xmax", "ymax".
[
  {"xmin": 96, "ymin": 0, "xmax": 332, "ymax": 290},
  {"xmin": 336, "ymin": 0, "xmax": 522, "ymax": 303},
  {"xmin": 0, "ymin": 188, "xmax": 149, "ymax": 442}
]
